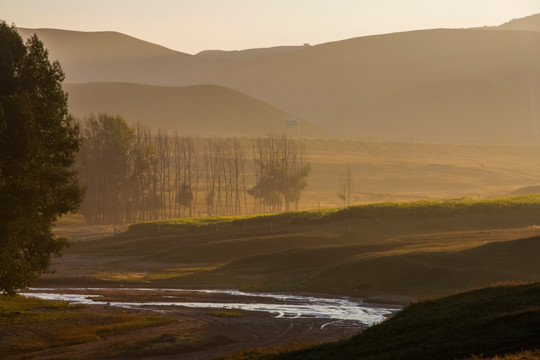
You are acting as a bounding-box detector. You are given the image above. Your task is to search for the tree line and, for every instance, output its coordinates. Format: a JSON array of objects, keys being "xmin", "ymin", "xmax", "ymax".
[{"xmin": 76, "ymin": 114, "xmax": 310, "ymax": 225}]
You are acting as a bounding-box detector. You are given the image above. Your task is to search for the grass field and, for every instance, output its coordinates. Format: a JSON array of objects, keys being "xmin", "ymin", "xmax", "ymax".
[
  {"xmin": 301, "ymin": 140, "xmax": 540, "ymax": 208},
  {"xmin": 224, "ymin": 140, "xmax": 540, "ymax": 210}
]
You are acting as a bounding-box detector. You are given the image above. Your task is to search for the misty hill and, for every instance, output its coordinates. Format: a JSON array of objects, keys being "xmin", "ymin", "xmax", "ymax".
[
  {"xmin": 497, "ymin": 13, "xmax": 540, "ymax": 32},
  {"xmin": 206, "ymin": 29, "xmax": 540, "ymax": 143},
  {"xmin": 64, "ymin": 82, "xmax": 329, "ymax": 138},
  {"xmin": 17, "ymin": 28, "xmax": 207, "ymax": 85},
  {"xmin": 196, "ymin": 44, "xmax": 310, "ymax": 59},
  {"xmin": 19, "ymin": 22, "xmax": 540, "ymax": 143}
]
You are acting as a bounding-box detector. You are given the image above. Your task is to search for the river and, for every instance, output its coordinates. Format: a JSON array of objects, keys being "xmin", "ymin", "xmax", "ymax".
[{"xmin": 22, "ymin": 287, "xmax": 400, "ymax": 329}]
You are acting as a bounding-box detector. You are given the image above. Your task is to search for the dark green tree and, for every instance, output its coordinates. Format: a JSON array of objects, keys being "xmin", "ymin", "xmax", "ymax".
[{"xmin": 0, "ymin": 22, "xmax": 83, "ymax": 295}]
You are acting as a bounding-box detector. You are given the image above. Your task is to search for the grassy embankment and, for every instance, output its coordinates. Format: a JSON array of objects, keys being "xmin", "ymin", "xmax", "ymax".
[
  {"xmin": 217, "ymin": 282, "xmax": 540, "ymax": 360},
  {"xmin": 59, "ymin": 195, "xmax": 540, "ymax": 303},
  {"xmin": 0, "ymin": 295, "xmax": 171, "ymax": 358}
]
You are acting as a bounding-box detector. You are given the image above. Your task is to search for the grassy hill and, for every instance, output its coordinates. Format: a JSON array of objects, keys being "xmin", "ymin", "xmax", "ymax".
[
  {"xmin": 48, "ymin": 196, "xmax": 540, "ymax": 304},
  {"xmin": 219, "ymin": 282, "xmax": 540, "ymax": 360},
  {"xmin": 64, "ymin": 82, "xmax": 329, "ymax": 138}
]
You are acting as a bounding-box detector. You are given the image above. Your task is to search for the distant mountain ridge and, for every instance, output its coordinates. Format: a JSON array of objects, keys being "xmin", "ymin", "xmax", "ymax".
[
  {"xmin": 497, "ymin": 13, "xmax": 540, "ymax": 32},
  {"xmin": 64, "ymin": 82, "xmax": 329, "ymax": 138},
  {"xmin": 203, "ymin": 28, "xmax": 540, "ymax": 143},
  {"xmin": 16, "ymin": 27, "xmax": 207, "ymax": 85},
  {"xmin": 16, "ymin": 28, "xmax": 192, "ymax": 60},
  {"xmin": 16, "ymin": 14, "xmax": 540, "ymax": 143},
  {"xmin": 196, "ymin": 44, "xmax": 311, "ymax": 60}
]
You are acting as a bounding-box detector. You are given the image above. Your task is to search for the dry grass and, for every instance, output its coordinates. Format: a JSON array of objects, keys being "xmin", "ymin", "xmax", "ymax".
[
  {"xmin": 465, "ymin": 349, "xmax": 540, "ymax": 359},
  {"xmin": 145, "ymin": 266, "xmax": 219, "ymax": 280},
  {"xmin": 92, "ymin": 265, "xmax": 219, "ymax": 282},
  {"xmin": 93, "ymin": 272, "xmax": 148, "ymax": 282},
  {"xmin": 0, "ymin": 295, "xmax": 172, "ymax": 357},
  {"xmin": 100, "ymin": 331, "xmax": 235, "ymax": 358},
  {"xmin": 214, "ymin": 340, "xmax": 322, "ymax": 360}
]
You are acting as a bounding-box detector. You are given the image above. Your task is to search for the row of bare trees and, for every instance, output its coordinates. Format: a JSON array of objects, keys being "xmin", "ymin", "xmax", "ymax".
[
  {"xmin": 76, "ymin": 114, "xmax": 310, "ymax": 225},
  {"xmin": 203, "ymin": 138, "xmax": 248, "ymax": 217}
]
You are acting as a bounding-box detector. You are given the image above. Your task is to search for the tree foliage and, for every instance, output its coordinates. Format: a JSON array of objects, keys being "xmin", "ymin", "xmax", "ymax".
[
  {"xmin": 0, "ymin": 22, "xmax": 83, "ymax": 295},
  {"xmin": 250, "ymin": 135, "xmax": 311, "ymax": 212},
  {"xmin": 77, "ymin": 118, "xmax": 204, "ymax": 224},
  {"xmin": 77, "ymin": 114, "xmax": 134, "ymax": 224}
]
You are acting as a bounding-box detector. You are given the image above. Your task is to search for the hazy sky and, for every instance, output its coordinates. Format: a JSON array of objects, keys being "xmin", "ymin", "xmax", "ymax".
[{"xmin": 3, "ymin": 0, "xmax": 540, "ymax": 54}]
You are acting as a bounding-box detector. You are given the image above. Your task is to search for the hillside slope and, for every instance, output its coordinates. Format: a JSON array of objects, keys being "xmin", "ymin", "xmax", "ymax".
[{"xmin": 64, "ymin": 82, "xmax": 329, "ymax": 138}]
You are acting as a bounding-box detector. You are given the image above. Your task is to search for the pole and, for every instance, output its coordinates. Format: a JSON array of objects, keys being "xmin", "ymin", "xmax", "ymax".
[{"xmin": 531, "ymin": 78, "xmax": 538, "ymax": 135}]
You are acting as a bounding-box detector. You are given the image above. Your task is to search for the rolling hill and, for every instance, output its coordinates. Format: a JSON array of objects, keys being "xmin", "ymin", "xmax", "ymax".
[
  {"xmin": 64, "ymin": 82, "xmax": 329, "ymax": 138},
  {"xmin": 54, "ymin": 196, "xmax": 540, "ymax": 303},
  {"xmin": 18, "ymin": 16, "xmax": 540, "ymax": 143}
]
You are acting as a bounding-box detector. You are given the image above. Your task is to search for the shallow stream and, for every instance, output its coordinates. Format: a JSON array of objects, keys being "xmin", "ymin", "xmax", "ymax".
[{"xmin": 22, "ymin": 288, "xmax": 400, "ymax": 328}]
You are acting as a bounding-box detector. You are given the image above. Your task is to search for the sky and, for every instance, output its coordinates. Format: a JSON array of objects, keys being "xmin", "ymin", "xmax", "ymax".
[{"xmin": 3, "ymin": 0, "xmax": 540, "ymax": 54}]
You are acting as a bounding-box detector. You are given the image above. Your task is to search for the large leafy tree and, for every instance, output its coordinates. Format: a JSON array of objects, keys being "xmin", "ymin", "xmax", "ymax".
[{"xmin": 0, "ymin": 22, "xmax": 83, "ymax": 295}]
